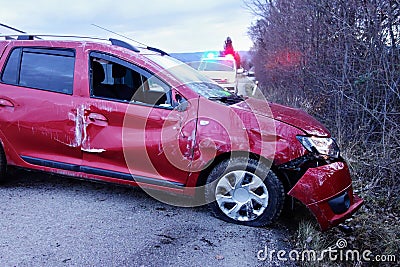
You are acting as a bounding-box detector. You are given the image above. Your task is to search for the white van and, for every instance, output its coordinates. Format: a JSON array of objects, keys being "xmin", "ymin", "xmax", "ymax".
[{"xmin": 198, "ymin": 56, "xmax": 238, "ymax": 93}]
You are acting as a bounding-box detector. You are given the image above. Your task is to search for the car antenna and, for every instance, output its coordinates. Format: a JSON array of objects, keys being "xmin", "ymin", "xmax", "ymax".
[
  {"xmin": 91, "ymin": 23, "xmax": 169, "ymax": 56},
  {"xmin": 0, "ymin": 23, "xmax": 43, "ymax": 39},
  {"xmin": 0, "ymin": 23, "xmax": 26, "ymax": 34}
]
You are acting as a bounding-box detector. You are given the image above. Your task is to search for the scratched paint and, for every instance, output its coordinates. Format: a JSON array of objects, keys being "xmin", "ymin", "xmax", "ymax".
[
  {"xmin": 67, "ymin": 105, "xmax": 85, "ymax": 148},
  {"xmin": 81, "ymin": 148, "xmax": 106, "ymax": 153},
  {"xmin": 66, "ymin": 104, "xmax": 102, "ymax": 153}
]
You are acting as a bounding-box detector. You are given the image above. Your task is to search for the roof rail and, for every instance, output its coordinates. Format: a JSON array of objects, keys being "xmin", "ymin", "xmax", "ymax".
[
  {"xmin": 109, "ymin": 38, "xmax": 140, "ymax": 53},
  {"xmin": 91, "ymin": 24, "xmax": 169, "ymax": 56},
  {"xmin": 0, "ymin": 34, "xmax": 42, "ymax": 40},
  {"xmin": 146, "ymin": 46, "xmax": 169, "ymax": 56},
  {"xmin": 0, "ymin": 34, "xmax": 169, "ymax": 55},
  {"xmin": 17, "ymin": 35, "xmax": 34, "ymax": 40},
  {"xmin": 0, "ymin": 34, "xmax": 107, "ymax": 41},
  {"xmin": 0, "ymin": 34, "xmax": 141, "ymax": 53}
]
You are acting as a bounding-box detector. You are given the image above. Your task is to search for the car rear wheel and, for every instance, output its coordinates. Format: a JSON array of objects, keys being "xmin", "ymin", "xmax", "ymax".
[
  {"xmin": 205, "ymin": 157, "xmax": 284, "ymax": 227},
  {"xmin": 0, "ymin": 145, "xmax": 7, "ymax": 183}
]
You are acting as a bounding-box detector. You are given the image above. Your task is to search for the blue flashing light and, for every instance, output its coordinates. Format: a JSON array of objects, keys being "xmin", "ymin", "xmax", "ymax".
[
  {"xmin": 202, "ymin": 51, "xmax": 219, "ymax": 60},
  {"xmin": 206, "ymin": 52, "xmax": 215, "ymax": 59}
]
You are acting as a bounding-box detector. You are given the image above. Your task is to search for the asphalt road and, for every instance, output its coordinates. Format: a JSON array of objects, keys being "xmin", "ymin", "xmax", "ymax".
[{"xmin": 0, "ymin": 168, "xmax": 296, "ymax": 267}]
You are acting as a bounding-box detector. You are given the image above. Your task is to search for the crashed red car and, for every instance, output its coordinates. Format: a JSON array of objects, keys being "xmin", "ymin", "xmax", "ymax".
[{"xmin": 0, "ymin": 35, "xmax": 363, "ymax": 230}]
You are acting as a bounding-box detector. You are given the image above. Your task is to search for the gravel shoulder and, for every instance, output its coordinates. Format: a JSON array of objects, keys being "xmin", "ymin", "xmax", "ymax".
[{"xmin": 0, "ymin": 168, "xmax": 297, "ymax": 267}]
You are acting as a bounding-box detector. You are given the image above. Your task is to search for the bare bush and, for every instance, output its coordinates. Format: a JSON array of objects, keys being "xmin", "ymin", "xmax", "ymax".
[{"xmin": 246, "ymin": 0, "xmax": 400, "ymax": 259}]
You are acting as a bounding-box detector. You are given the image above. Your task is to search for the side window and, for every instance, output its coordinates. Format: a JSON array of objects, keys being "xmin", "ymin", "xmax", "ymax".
[
  {"xmin": 90, "ymin": 52, "xmax": 172, "ymax": 108},
  {"xmin": 1, "ymin": 47, "xmax": 75, "ymax": 94},
  {"xmin": 1, "ymin": 48, "xmax": 21, "ymax": 84},
  {"xmin": 20, "ymin": 49, "xmax": 75, "ymax": 94}
]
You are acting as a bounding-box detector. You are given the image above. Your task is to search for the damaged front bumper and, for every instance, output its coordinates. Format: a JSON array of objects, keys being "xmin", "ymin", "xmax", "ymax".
[{"xmin": 285, "ymin": 160, "xmax": 363, "ymax": 231}]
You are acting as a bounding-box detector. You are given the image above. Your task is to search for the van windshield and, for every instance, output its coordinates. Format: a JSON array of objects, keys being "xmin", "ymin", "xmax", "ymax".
[{"xmin": 198, "ymin": 60, "xmax": 235, "ymax": 71}]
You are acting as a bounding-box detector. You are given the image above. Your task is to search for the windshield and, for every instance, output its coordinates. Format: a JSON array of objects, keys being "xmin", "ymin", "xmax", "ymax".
[
  {"xmin": 145, "ymin": 54, "xmax": 232, "ymax": 98},
  {"xmin": 198, "ymin": 60, "xmax": 235, "ymax": 71}
]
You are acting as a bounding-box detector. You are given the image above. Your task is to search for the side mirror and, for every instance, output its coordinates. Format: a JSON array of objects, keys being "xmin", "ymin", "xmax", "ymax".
[
  {"xmin": 174, "ymin": 93, "xmax": 188, "ymax": 112},
  {"xmin": 236, "ymin": 68, "xmax": 244, "ymax": 74},
  {"xmin": 176, "ymin": 101, "xmax": 188, "ymax": 112}
]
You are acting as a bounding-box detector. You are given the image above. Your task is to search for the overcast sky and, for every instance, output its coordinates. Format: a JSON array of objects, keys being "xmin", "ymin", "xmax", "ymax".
[{"xmin": 0, "ymin": 0, "xmax": 255, "ymax": 53}]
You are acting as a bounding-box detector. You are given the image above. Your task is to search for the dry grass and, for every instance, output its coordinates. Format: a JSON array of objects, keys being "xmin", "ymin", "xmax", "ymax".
[{"xmin": 295, "ymin": 221, "xmax": 331, "ymax": 267}]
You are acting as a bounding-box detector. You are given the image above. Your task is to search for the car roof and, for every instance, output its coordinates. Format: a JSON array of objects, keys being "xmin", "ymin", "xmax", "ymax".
[
  {"xmin": 0, "ymin": 35, "xmax": 178, "ymax": 85},
  {"xmin": 0, "ymin": 34, "xmax": 167, "ymax": 56}
]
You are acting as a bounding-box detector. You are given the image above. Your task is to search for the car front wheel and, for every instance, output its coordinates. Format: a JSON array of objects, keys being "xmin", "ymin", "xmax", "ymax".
[{"xmin": 205, "ymin": 157, "xmax": 284, "ymax": 227}]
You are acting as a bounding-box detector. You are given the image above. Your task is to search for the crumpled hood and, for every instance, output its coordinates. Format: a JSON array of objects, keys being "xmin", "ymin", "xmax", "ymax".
[{"xmin": 234, "ymin": 98, "xmax": 330, "ymax": 137}]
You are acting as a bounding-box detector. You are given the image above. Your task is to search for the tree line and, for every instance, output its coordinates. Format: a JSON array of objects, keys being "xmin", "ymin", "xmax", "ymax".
[{"xmin": 246, "ymin": 0, "xmax": 399, "ymax": 201}]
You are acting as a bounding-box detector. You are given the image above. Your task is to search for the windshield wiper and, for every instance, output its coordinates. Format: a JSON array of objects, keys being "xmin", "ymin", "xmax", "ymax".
[{"xmin": 208, "ymin": 94, "xmax": 244, "ymax": 104}]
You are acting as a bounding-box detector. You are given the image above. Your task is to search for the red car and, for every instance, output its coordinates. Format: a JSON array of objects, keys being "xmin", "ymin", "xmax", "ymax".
[{"xmin": 0, "ymin": 35, "xmax": 363, "ymax": 230}]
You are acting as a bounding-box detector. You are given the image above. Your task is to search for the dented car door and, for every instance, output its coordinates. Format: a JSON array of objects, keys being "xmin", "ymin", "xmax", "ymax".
[
  {"xmin": 79, "ymin": 53, "xmax": 196, "ymax": 187},
  {"xmin": 0, "ymin": 46, "xmax": 82, "ymax": 168}
]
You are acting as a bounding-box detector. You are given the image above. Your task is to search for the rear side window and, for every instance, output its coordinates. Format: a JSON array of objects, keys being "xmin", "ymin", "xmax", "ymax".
[
  {"xmin": 1, "ymin": 47, "xmax": 75, "ymax": 94},
  {"xmin": 1, "ymin": 48, "xmax": 21, "ymax": 84}
]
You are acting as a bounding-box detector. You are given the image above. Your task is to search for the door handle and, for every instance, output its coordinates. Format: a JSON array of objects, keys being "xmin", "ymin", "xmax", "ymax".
[
  {"xmin": 156, "ymin": 115, "xmax": 180, "ymax": 122},
  {"xmin": 154, "ymin": 116, "xmax": 181, "ymax": 127},
  {"xmin": 0, "ymin": 98, "xmax": 14, "ymax": 107},
  {"xmin": 87, "ymin": 113, "xmax": 108, "ymax": 126}
]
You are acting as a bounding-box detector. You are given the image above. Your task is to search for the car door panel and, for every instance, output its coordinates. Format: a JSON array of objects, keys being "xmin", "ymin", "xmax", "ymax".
[
  {"xmin": 0, "ymin": 86, "xmax": 82, "ymax": 165},
  {"xmin": 0, "ymin": 46, "xmax": 82, "ymax": 167},
  {"xmin": 80, "ymin": 53, "xmax": 199, "ymax": 186},
  {"xmin": 81, "ymin": 99, "xmax": 197, "ymax": 186}
]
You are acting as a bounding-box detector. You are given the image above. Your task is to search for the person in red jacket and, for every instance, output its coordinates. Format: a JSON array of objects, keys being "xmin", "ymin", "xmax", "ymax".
[
  {"xmin": 224, "ymin": 37, "xmax": 235, "ymax": 56},
  {"xmin": 222, "ymin": 37, "xmax": 241, "ymax": 68}
]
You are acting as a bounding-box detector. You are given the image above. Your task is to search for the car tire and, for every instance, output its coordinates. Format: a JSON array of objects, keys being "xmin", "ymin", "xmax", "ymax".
[
  {"xmin": 0, "ymin": 144, "xmax": 7, "ymax": 183},
  {"xmin": 205, "ymin": 157, "xmax": 284, "ymax": 227}
]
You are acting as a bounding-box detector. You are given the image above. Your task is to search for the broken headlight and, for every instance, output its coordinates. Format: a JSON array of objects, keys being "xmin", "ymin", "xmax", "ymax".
[{"xmin": 296, "ymin": 136, "xmax": 340, "ymax": 159}]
